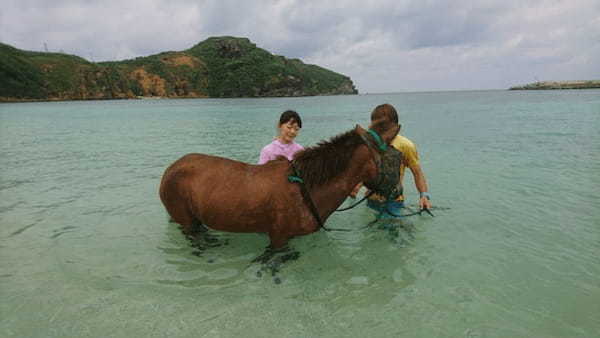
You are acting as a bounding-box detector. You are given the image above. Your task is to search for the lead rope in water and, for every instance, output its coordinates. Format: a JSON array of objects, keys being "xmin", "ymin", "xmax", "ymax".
[
  {"xmin": 335, "ymin": 190, "xmax": 375, "ymax": 212},
  {"xmin": 384, "ymin": 205, "xmax": 435, "ymax": 217},
  {"xmin": 325, "ymin": 199, "xmax": 434, "ymax": 232}
]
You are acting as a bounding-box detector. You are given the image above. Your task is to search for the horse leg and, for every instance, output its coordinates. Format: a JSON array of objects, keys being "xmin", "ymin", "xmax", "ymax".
[
  {"xmin": 167, "ymin": 204, "xmax": 226, "ymax": 253},
  {"xmin": 269, "ymin": 233, "xmax": 300, "ymax": 265},
  {"xmin": 252, "ymin": 231, "xmax": 289, "ymax": 263},
  {"xmin": 253, "ymin": 232, "xmax": 300, "ymax": 282},
  {"xmin": 163, "ymin": 198, "xmax": 196, "ymax": 237},
  {"xmin": 165, "ymin": 201, "xmax": 209, "ymax": 239},
  {"xmin": 196, "ymin": 223, "xmax": 227, "ymax": 248},
  {"xmin": 252, "ymin": 245, "xmax": 289, "ymax": 264},
  {"xmin": 186, "ymin": 220, "xmax": 230, "ymax": 258}
]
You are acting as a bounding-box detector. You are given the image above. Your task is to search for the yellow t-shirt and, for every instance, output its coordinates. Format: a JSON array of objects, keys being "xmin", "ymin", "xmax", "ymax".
[
  {"xmin": 370, "ymin": 134, "xmax": 419, "ymax": 201},
  {"xmin": 391, "ymin": 134, "xmax": 419, "ymax": 187}
]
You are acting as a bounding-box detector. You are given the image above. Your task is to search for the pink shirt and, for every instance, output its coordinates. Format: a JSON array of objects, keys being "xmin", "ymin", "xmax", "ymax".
[{"xmin": 258, "ymin": 139, "xmax": 304, "ymax": 164}]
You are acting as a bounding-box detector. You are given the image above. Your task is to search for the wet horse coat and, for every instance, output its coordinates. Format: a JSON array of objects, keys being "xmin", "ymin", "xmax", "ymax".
[{"xmin": 159, "ymin": 124, "xmax": 399, "ymax": 250}]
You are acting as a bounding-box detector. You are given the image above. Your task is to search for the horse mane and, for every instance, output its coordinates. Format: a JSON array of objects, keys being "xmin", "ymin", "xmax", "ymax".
[{"xmin": 292, "ymin": 129, "xmax": 366, "ymax": 190}]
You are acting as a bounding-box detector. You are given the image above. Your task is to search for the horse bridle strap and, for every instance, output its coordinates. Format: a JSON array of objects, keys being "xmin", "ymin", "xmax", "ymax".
[
  {"xmin": 288, "ymin": 162, "xmax": 325, "ymax": 229},
  {"xmin": 287, "ymin": 129, "xmax": 389, "ymax": 231},
  {"xmin": 367, "ymin": 129, "xmax": 387, "ymax": 151},
  {"xmin": 359, "ymin": 132, "xmax": 385, "ymax": 187}
]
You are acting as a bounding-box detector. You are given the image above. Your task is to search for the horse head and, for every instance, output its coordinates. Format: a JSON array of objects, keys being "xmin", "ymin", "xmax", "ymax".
[{"xmin": 354, "ymin": 124, "xmax": 403, "ymax": 201}]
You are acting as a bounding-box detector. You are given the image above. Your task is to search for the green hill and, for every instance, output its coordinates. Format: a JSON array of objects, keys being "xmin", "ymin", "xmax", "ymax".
[{"xmin": 0, "ymin": 37, "xmax": 357, "ymax": 102}]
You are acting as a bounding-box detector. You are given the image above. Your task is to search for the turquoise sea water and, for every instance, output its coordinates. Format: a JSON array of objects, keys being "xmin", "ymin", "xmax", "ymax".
[{"xmin": 1, "ymin": 90, "xmax": 599, "ymax": 337}]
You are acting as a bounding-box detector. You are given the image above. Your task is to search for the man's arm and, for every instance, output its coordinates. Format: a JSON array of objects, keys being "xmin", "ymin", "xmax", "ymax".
[{"xmin": 408, "ymin": 163, "xmax": 432, "ymax": 209}]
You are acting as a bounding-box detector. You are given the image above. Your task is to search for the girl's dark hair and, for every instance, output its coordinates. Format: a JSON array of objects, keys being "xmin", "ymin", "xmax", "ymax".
[{"xmin": 279, "ymin": 110, "xmax": 302, "ymax": 128}]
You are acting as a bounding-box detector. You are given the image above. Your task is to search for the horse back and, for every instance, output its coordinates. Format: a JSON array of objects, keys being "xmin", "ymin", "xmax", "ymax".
[
  {"xmin": 161, "ymin": 153, "xmax": 281, "ymax": 191},
  {"xmin": 160, "ymin": 153, "xmax": 299, "ymax": 233}
]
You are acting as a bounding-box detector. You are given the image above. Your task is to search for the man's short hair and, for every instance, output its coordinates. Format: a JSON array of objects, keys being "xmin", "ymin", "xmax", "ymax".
[{"xmin": 371, "ymin": 104, "xmax": 398, "ymax": 124}]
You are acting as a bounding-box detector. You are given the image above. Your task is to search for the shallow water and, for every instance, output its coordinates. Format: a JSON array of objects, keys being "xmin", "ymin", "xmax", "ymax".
[{"xmin": 1, "ymin": 91, "xmax": 599, "ymax": 337}]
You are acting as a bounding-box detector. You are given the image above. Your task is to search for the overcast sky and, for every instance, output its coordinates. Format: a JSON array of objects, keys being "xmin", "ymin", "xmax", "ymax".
[{"xmin": 2, "ymin": 0, "xmax": 599, "ymax": 93}]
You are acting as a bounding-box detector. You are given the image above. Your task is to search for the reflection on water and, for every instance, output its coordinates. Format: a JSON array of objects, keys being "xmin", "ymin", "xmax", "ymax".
[
  {"xmin": 156, "ymin": 225, "xmax": 259, "ymax": 288},
  {"xmin": 153, "ymin": 200, "xmax": 426, "ymax": 293}
]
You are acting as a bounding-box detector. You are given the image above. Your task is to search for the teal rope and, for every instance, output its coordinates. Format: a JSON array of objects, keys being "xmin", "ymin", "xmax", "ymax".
[
  {"xmin": 288, "ymin": 175, "xmax": 304, "ymax": 183},
  {"xmin": 367, "ymin": 129, "xmax": 387, "ymax": 151},
  {"xmin": 288, "ymin": 162, "xmax": 325, "ymax": 229},
  {"xmin": 288, "ymin": 163, "xmax": 304, "ymax": 183}
]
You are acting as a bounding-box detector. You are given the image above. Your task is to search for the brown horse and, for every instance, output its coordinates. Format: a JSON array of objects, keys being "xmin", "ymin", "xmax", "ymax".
[{"xmin": 159, "ymin": 121, "xmax": 400, "ymax": 261}]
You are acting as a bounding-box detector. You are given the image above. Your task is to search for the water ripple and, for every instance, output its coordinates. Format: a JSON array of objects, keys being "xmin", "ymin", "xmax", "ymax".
[
  {"xmin": 0, "ymin": 179, "xmax": 34, "ymax": 191},
  {"xmin": 50, "ymin": 226, "xmax": 79, "ymax": 239},
  {"xmin": 8, "ymin": 222, "xmax": 39, "ymax": 238},
  {"xmin": 2, "ymin": 92, "xmax": 600, "ymax": 337}
]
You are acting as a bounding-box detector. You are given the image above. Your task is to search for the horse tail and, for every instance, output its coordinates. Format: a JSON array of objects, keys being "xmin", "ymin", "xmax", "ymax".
[{"xmin": 159, "ymin": 165, "xmax": 200, "ymax": 235}]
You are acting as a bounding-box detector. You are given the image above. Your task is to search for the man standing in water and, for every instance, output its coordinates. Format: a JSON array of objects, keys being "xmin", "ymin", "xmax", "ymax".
[{"xmin": 352, "ymin": 103, "xmax": 432, "ymax": 215}]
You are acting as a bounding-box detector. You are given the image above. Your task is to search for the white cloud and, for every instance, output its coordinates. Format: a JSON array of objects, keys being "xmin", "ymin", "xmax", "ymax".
[{"xmin": 1, "ymin": 0, "xmax": 598, "ymax": 92}]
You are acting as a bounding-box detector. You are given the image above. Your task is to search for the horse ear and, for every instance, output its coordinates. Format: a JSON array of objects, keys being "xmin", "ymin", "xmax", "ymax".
[{"xmin": 355, "ymin": 124, "xmax": 366, "ymax": 134}]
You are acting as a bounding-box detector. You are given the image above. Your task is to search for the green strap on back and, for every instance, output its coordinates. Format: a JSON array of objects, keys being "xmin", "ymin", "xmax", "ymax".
[
  {"xmin": 367, "ymin": 129, "xmax": 387, "ymax": 151},
  {"xmin": 288, "ymin": 175, "xmax": 304, "ymax": 183},
  {"xmin": 287, "ymin": 162, "xmax": 324, "ymax": 228},
  {"xmin": 288, "ymin": 163, "xmax": 305, "ymax": 183}
]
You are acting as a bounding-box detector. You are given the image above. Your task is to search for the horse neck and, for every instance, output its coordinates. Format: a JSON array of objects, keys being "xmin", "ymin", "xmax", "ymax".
[{"xmin": 309, "ymin": 145, "xmax": 375, "ymax": 218}]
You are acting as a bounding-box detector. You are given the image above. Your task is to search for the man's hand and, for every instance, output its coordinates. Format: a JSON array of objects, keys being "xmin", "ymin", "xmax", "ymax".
[
  {"xmin": 419, "ymin": 196, "xmax": 432, "ymax": 210},
  {"xmin": 349, "ymin": 183, "xmax": 362, "ymax": 198}
]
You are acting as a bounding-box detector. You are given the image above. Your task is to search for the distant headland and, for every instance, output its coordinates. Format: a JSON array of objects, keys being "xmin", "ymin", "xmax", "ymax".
[
  {"xmin": 0, "ymin": 36, "xmax": 358, "ymax": 102},
  {"xmin": 509, "ymin": 80, "xmax": 600, "ymax": 90}
]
